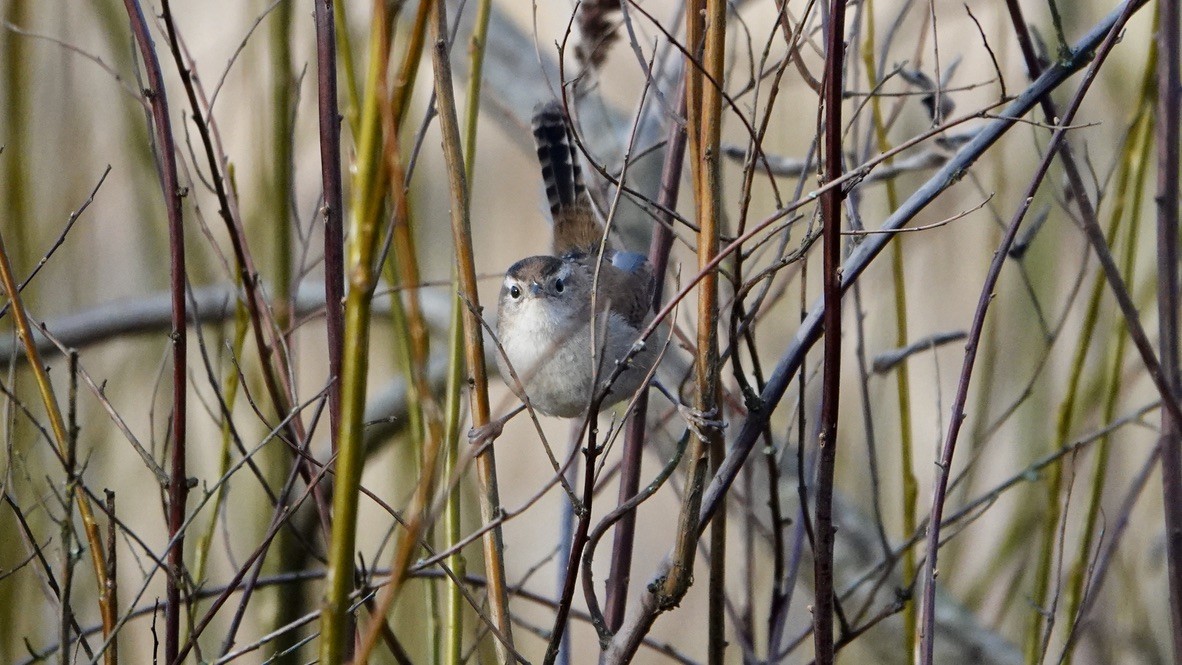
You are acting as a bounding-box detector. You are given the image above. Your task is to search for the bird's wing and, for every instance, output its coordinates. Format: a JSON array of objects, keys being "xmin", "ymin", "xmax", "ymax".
[{"xmin": 596, "ymin": 250, "xmax": 654, "ymax": 328}]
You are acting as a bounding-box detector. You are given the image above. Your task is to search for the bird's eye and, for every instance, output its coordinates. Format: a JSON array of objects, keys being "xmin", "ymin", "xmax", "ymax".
[
  {"xmin": 510, "ymin": 285, "xmax": 521, "ymax": 299},
  {"xmin": 554, "ymin": 278, "xmax": 565, "ymax": 293}
]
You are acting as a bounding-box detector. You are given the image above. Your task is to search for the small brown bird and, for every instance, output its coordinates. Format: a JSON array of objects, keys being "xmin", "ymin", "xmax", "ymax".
[{"xmin": 495, "ymin": 102, "xmax": 657, "ymax": 418}]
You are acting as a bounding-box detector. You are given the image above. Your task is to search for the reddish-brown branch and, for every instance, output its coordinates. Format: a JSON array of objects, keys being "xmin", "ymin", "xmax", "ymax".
[
  {"xmin": 118, "ymin": 1, "xmax": 187, "ymax": 661},
  {"xmin": 315, "ymin": 0, "xmax": 345, "ymax": 452},
  {"xmin": 813, "ymin": 0, "xmax": 847, "ymax": 661},
  {"xmin": 156, "ymin": 0, "xmax": 332, "ymax": 541},
  {"xmin": 1155, "ymin": 0, "xmax": 1182, "ymax": 654},
  {"xmin": 604, "ymin": 84, "xmax": 688, "ymax": 633}
]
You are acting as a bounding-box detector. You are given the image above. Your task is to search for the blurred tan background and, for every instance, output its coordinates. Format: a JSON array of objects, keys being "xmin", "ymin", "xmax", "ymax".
[{"xmin": 0, "ymin": 0, "xmax": 1172, "ymax": 663}]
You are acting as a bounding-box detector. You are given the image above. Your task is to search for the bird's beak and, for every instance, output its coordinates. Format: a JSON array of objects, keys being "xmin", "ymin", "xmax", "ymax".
[{"xmin": 529, "ymin": 282, "xmax": 544, "ymax": 297}]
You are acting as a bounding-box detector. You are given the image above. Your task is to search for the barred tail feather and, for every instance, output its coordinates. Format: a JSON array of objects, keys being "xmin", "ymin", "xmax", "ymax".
[{"xmin": 531, "ymin": 101, "xmax": 606, "ymax": 255}]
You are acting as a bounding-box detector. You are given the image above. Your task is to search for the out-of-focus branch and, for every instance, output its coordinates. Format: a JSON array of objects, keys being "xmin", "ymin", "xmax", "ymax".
[
  {"xmin": 1154, "ymin": 0, "xmax": 1182, "ymax": 654},
  {"xmin": 871, "ymin": 330, "xmax": 967, "ymax": 374},
  {"xmin": 0, "ymin": 282, "xmax": 453, "ymax": 364}
]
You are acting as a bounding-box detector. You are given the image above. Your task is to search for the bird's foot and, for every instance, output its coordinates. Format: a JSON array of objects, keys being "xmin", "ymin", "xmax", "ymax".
[
  {"xmin": 467, "ymin": 405, "xmax": 525, "ymax": 451},
  {"xmin": 678, "ymin": 404, "xmax": 726, "ymax": 442}
]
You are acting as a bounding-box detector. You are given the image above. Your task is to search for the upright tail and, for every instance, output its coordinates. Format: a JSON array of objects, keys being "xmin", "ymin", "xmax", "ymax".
[{"xmin": 532, "ymin": 101, "xmax": 607, "ymax": 255}]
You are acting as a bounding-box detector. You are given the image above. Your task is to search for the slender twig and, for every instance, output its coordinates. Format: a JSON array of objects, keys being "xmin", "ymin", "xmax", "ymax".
[
  {"xmin": 0, "ymin": 166, "xmax": 110, "ymax": 321},
  {"xmin": 917, "ymin": 4, "xmax": 1142, "ymax": 662},
  {"xmin": 963, "ymin": 4, "xmax": 1005, "ymax": 102}
]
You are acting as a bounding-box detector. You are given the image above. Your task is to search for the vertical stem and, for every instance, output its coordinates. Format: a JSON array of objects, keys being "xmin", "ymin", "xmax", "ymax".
[
  {"xmin": 428, "ymin": 0, "xmax": 516, "ymax": 661},
  {"xmin": 441, "ymin": 292, "xmax": 466, "ymax": 665},
  {"xmin": 105, "ymin": 490, "xmax": 118, "ymax": 665},
  {"xmin": 860, "ymin": 3, "xmax": 917, "ymax": 655},
  {"xmin": 318, "ymin": 1, "xmax": 390, "ymax": 661},
  {"xmin": 701, "ymin": 2, "xmax": 727, "ymax": 663},
  {"xmin": 462, "ymin": 0, "xmax": 492, "ymax": 179},
  {"xmin": 661, "ymin": 0, "xmax": 711, "ymax": 615},
  {"xmin": 59, "ymin": 353, "xmax": 79, "ymax": 665},
  {"xmin": 271, "ymin": 0, "xmax": 294, "ymax": 334},
  {"xmin": 604, "ymin": 84, "xmax": 688, "ymax": 632},
  {"xmin": 2, "ymin": 0, "xmax": 30, "ymax": 267},
  {"xmin": 119, "ymin": 1, "xmax": 187, "ymax": 660},
  {"xmin": 314, "ymin": 0, "xmax": 345, "ymax": 449},
  {"xmin": 1155, "ymin": 0, "xmax": 1182, "ymax": 657},
  {"xmin": 443, "ymin": 0, "xmax": 493, "ymax": 659},
  {"xmin": 814, "ymin": 0, "xmax": 847, "ymax": 662},
  {"xmin": 332, "ymin": 0, "xmax": 360, "ymax": 133}
]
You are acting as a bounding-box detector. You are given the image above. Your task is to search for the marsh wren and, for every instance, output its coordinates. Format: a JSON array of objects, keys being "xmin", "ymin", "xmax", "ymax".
[{"xmin": 495, "ymin": 102, "xmax": 657, "ymax": 419}]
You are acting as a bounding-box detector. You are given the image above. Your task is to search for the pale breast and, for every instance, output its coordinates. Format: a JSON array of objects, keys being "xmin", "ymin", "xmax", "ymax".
[{"xmin": 496, "ymin": 306, "xmax": 654, "ymax": 418}]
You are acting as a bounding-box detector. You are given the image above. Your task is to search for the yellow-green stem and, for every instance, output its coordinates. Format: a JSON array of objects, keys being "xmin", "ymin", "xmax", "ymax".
[
  {"xmin": 3, "ymin": 0, "xmax": 30, "ymax": 267},
  {"xmin": 270, "ymin": 0, "xmax": 294, "ymax": 332},
  {"xmin": 860, "ymin": 4, "xmax": 918, "ymax": 655},
  {"xmin": 318, "ymin": 3, "xmax": 390, "ymax": 662},
  {"xmin": 192, "ymin": 302, "xmax": 249, "ymax": 585},
  {"xmin": 1023, "ymin": 56, "xmax": 1156, "ymax": 664},
  {"xmin": 391, "ymin": 0, "xmax": 431, "ymax": 131},
  {"xmin": 333, "ymin": 0, "xmax": 361, "ymax": 136},
  {"xmin": 441, "ymin": 286, "xmax": 466, "ymax": 665},
  {"xmin": 1063, "ymin": 63, "xmax": 1157, "ymax": 662}
]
